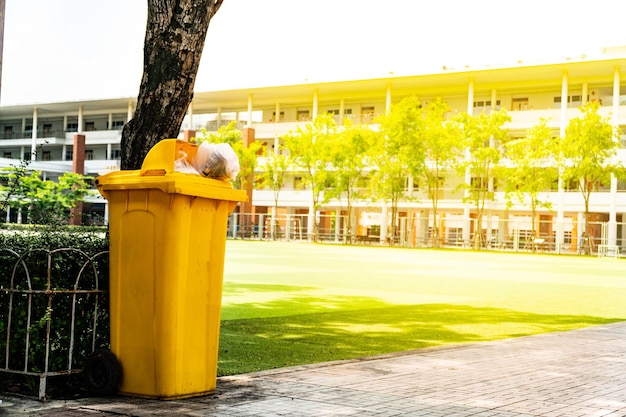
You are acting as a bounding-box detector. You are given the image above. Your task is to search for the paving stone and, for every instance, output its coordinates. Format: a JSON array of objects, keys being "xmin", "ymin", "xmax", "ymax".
[{"xmin": 2, "ymin": 322, "xmax": 626, "ymax": 416}]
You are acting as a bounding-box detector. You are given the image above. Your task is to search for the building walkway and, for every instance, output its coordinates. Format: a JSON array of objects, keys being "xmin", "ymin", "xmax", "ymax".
[{"xmin": 2, "ymin": 322, "xmax": 626, "ymax": 416}]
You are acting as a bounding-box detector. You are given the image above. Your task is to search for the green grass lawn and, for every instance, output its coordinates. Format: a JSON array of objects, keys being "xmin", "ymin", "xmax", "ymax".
[{"xmin": 217, "ymin": 240, "xmax": 626, "ymax": 376}]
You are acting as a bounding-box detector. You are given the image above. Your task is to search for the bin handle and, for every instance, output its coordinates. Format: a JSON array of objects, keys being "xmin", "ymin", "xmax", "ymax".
[
  {"xmin": 141, "ymin": 169, "xmax": 167, "ymax": 176},
  {"xmin": 140, "ymin": 139, "xmax": 199, "ymax": 176}
]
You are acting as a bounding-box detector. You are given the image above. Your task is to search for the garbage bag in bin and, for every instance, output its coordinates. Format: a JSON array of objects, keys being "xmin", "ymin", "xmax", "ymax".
[{"xmin": 95, "ymin": 139, "xmax": 247, "ymax": 399}]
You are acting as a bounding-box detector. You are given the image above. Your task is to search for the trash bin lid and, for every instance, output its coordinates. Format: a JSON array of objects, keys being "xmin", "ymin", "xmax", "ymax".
[{"xmin": 95, "ymin": 139, "xmax": 248, "ymax": 203}]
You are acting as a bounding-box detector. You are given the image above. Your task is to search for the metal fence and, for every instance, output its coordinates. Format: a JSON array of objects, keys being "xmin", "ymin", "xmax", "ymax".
[
  {"xmin": 228, "ymin": 212, "xmax": 625, "ymax": 257},
  {"xmin": 0, "ymin": 248, "xmax": 109, "ymax": 400}
]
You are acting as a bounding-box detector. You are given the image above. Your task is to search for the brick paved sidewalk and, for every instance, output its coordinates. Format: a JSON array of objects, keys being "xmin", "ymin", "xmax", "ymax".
[{"xmin": 2, "ymin": 322, "xmax": 626, "ymax": 416}]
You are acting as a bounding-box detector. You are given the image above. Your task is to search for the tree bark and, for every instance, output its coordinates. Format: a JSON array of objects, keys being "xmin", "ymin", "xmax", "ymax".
[{"xmin": 121, "ymin": 0, "xmax": 223, "ymax": 170}]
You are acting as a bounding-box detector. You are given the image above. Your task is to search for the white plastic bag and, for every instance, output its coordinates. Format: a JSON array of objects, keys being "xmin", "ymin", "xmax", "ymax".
[
  {"xmin": 192, "ymin": 142, "xmax": 240, "ymax": 180},
  {"xmin": 174, "ymin": 150, "xmax": 198, "ymax": 174}
]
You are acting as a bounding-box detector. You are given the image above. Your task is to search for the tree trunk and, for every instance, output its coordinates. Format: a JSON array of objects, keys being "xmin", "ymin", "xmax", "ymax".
[{"xmin": 121, "ymin": 0, "xmax": 223, "ymax": 170}]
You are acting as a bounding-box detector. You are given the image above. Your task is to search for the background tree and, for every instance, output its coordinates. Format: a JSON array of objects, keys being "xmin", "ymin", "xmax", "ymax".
[
  {"xmin": 456, "ymin": 109, "xmax": 511, "ymax": 249},
  {"xmin": 284, "ymin": 115, "xmax": 336, "ymax": 242},
  {"xmin": 560, "ymin": 102, "xmax": 621, "ymax": 254},
  {"xmin": 324, "ymin": 121, "xmax": 375, "ymax": 243},
  {"xmin": 258, "ymin": 145, "xmax": 290, "ymax": 240},
  {"xmin": 502, "ymin": 119, "xmax": 559, "ymax": 248},
  {"xmin": 0, "ymin": 168, "xmax": 91, "ymax": 225},
  {"xmin": 121, "ymin": 0, "xmax": 223, "ymax": 170},
  {"xmin": 372, "ymin": 97, "xmax": 427, "ymax": 245},
  {"xmin": 419, "ymin": 99, "xmax": 463, "ymax": 247}
]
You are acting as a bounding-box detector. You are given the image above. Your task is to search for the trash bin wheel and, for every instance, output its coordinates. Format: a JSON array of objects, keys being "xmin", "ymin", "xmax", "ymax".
[{"xmin": 83, "ymin": 349, "xmax": 121, "ymax": 397}]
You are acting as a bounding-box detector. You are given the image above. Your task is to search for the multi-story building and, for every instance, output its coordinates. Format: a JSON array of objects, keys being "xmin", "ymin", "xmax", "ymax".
[{"xmin": 1, "ymin": 44, "xmax": 626, "ymax": 253}]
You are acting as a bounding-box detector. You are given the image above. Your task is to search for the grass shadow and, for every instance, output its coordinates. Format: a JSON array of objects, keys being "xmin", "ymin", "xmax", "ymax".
[{"xmin": 218, "ymin": 298, "xmax": 622, "ymax": 376}]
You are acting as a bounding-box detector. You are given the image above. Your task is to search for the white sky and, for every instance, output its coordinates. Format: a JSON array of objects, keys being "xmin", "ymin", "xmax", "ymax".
[{"xmin": 2, "ymin": 0, "xmax": 626, "ymax": 106}]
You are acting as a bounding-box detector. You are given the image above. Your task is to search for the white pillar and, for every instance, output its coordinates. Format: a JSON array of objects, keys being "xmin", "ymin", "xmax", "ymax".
[
  {"xmin": 620, "ymin": 218, "xmax": 626, "ymax": 249},
  {"xmin": 467, "ymin": 78, "xmax": 474, "ymax": 114},
  {"xmin": 127, "ymin": 101, "xmax": 134, "ymax": 122},
  {"xmin": 216, "ymin": 107, "xmax": 222, "ymax": 128},
  {"xmin": 31, "ymin": 108, "xmax": 38, "ymax": 160},
  {"xmin": 187, "ymin": 101, "xmax": 194, "ymax": 130},
  {"xmin": 339, "ymin": 99, "xmax": 345, "ymax": 124},
  {"xmin": 462, "ymin": 78, "xmax": 474, "ymax": 245},
  {"xmin": 312, "ymin": 89, "xmax": 318, "ymax": 120},
  {"xmin": 78, "ymin": 105, "xmax": 84, "ymax": 134},
  {"xmin": 608, "ymin": 66, "xmax": 621, "ymax": 249},
  {"xmin": 247, "ymin": 94, "xmax": 253, "ymax": 127},
  {"xmin": 577, "ymin": 212, "xmax": 585, "ymax": 252},
  {"xmin": 380, "ymin": 204, "xmax": 388, "ymax": 243},
  {"xmin": 108, "ymin": 113, "xmax": 113, "ymax": 130},
  {"xmin": 274, "ymin": 103, "xmax": 280, "ymax": 123},
  {"xmin": 308, "ymin": 205, "xmax": 315, "ymax": 241},
  {"xmin": 582, "ymin": 83, "xmax": 588, "ymax": 105},
  {"xmin": 107, "ymin": 143, "xmax": 112, "ymax": 160},
  {"xmin": 386, "ymin": 83, "xmax": 392, "ymax": 114},
  {"xmin": 104, "ymin": 202, "xmax": 110, "ymax": 226},
  {"xmin": 556, "ymin": 71, "xmax": 568, "ymax": 251}
]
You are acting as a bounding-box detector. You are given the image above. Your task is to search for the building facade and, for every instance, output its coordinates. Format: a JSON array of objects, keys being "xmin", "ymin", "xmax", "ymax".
[{"xmin": 1, "ymin": 46, "xmax": 626, "ymax": 253}]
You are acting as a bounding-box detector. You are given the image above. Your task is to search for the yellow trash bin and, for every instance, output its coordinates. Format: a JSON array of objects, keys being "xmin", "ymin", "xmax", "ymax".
[{"xmin": 96, "ymin": 139, "xmax": 247, "ymax": 399}]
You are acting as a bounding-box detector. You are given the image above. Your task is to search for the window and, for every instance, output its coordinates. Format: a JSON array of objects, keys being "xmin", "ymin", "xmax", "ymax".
[
  {"xmin": 562, "ymin": 230, "xmax": 572, "ymax": 244},
  {"xmin": 42, "ymin": 151, "xmax": 51, "ymax": 161},
  {"xmin": 67, "ymin": 123, "xmax": 78, "ymax": 132},
  {"xmin": 65, "ymin": 150, "xmax": 73, "ymax": 161},
  {"xmin": 24, "ymin": 152, "xmax": 31, "ymax": 161},
  {"xmin": 85, "ymin": 122, "xmax": 96, "ymax": 131},
  {"xmin": 3, "ymin": 152, "xmax": 11, "ymax": 159},
  {"xmin": 553, "ymin": 95, "xmax": 583, "ymax": 108},
  {"xmin": 470, "ymin": 177, "xmax": 497, "ymax": 192},
  {"xmin": 404, "ymin": 177, "xmax": 419, "ymax": 192},
  {"xmin": 511, "ymin": 98, "xmax": 528, "ymax": 111},
  {"xmin": 360, "ymin": 106, "xmax": 375, "ymax": 123},
  {"xmin": 473, "ymin": 100, "xmax": 501, "ymax": 115},
  {"xmin": 111, "ymin": 120, "xmax": 125, "ymax": 130},
  {"xmin": 297, "ymin": 110, "xmax": 310, "ymax": 121},
  {"xmin": 294, "ymin": 176, "xmax": 304, "ymax": 189},
  {"xmin": 43, "ymin": 123, "xmax": 53, "ymax": 136},
  {"xmin": 471, "ymin": 177, "xmax": 487, "ymax": 190},
  {"xmin": 447, "ymin": 228, "xmax": 463, "ymax": 244},
  {"xmin": 85, "ymin": 150, "xmax": 94, "ymax": 160},
  {"xmin": 111, "ymin": 149, "xmax": 121, "ymax": 159},
  {"xmin": 551, "ymin": 178, "xmax": 579, "ymax": 192},
  {"xmin": 4, "ymin": 126, "xmax": 13, "ymax": 139},
  {"xmin": 271, "ymin": 112, "xmax": 285, "ymax": 122}
]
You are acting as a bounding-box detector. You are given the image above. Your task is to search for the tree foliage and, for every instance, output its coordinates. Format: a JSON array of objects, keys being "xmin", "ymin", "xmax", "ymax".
[
  {"xmin": 560, "ymin": 102, "xmax": 622, "ymax": 253},
  {"xmin": 324, "ymin": 121, "xmax": 376, "ymax": 243},
  {"xmin": 419, "ymin": 99, "xmax": 463, "ymax": 246},
  {"xmin": 503, "ymin": 119, "xmax": 559, "ymax": 242},
  {"xmin": 284, "ymin": 115, "xmax": 336, "ymax": 241},
  {"xmin": 456, "ymin": 109, "xmax": 511, "ymax": 249},
  {"xmin": 0, "ymin": 168, "xmax": 91, "ymax": 225},
  {"xmin": 372, "ymin": 97, "xmax": 428, "ymax": 244},
  {"xmin": 258, "ymin": 145, "xmax": 290, "ymax": 240}
]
